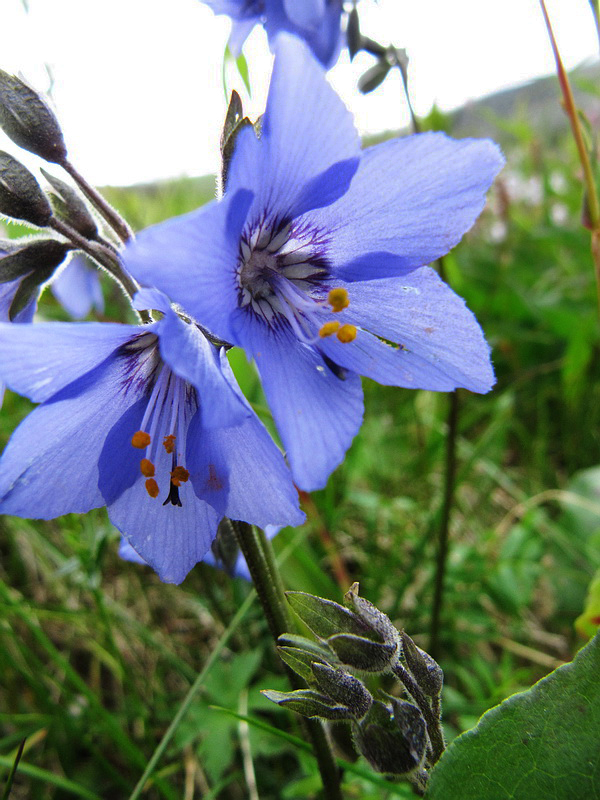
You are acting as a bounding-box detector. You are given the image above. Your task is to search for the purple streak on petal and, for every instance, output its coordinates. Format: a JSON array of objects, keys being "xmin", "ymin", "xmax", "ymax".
[
  {"xmin": 307, "ymin": 132, "xmax": 504, "ymax": 280},
  {"xmin": 51, "ymin": 255, "xmax": 104, "ymax": 319},
  {"xmin": 0, "ymin": 320, "xmax": 146, "ymax": 403}
]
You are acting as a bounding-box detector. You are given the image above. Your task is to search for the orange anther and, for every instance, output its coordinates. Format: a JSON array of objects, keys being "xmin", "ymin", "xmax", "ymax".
[
  {"xmin": 163, "ymin": 434, "xmax": 176, "ymax": 454},
  {"xmin": 140, "ymin": 458, "xmax": 155, "ymax": 477},
  {"xmin": 337, "ymin": 324, "xmax": 357, "ymax": 343},
  {"xmin": 319, "ymin": 320, "xmax": 340, "ymax": 338},
  {"xmin": 170, "ymin": 466, "xmax": 190, "ymax": 486},
  {"xmin": 328, "ymin": 287, "xmax": 349, "ymax": 312},
  {"xmin": 131, "ymin": 430, "xmax": 151, "ymax": 449},
  {"xmin": 145, "ymin": 478, "xmax": 159, "ymax": 498}
]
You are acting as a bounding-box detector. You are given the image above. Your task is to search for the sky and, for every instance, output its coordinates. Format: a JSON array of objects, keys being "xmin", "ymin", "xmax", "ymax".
[{"xmin": 1, "ymin": 0, "xmax": 598, "ymax": 186}]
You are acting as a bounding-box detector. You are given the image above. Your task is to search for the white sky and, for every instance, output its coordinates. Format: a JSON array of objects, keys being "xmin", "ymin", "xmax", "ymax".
[{"xmin": 1, "ymin": 0, "xmax": 598, "ymax": 186}]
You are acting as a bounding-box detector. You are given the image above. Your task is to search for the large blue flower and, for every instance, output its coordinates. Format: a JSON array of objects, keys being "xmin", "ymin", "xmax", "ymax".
[
  {"xmin": 0, "ymin": 289, "xmax": 304, "ymax": 583},
  {"xmin": 203, "ymin": 0, "xmax": 344, "ymax": 67},
  {"xmin": 123, "ymin": 36, "xmax": 504, "ymax": 492}
]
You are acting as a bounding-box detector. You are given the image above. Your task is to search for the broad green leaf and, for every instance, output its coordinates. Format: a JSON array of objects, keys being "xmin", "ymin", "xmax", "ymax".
[
  {"xmin": 576, "ymin": 566, "xmax": 600, "ymax": 639},
  {"xmin": 425, "ymin": 632, "xmax": 600, "ymax": 799}
]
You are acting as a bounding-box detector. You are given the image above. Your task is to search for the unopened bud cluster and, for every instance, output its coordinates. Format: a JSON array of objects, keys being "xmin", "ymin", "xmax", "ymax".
[{"xmin": 263, "ymin": 584, "xmax": 445, "ymax": 791}]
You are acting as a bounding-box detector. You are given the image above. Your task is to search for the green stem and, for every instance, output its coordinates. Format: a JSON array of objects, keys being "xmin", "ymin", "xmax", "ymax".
[
  {"xmin": 231, "ymin": 522, "xmax": 343, "ymax": 800},
  {"xmin": 429, "ymin": 389, "xmax": 459, "ymax": 658}
]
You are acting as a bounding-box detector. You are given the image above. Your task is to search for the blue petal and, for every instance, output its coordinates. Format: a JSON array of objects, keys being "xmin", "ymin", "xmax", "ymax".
[
  {"xmin": 51, "ymin": 255, "xmax": 104, "ymax": 319},
  {"xmin": 307, "ymin": 132, "xmax": 504, "ymax": 280},
  {"xmin": 123, "ymin": 189, "xmax": 253, "ymax": 343},
  {"xmin": 119, "ymin": 536, "xmax": 148, "ymax": 565},
  {"xmin": 0, "ymin": 320, "xmax": 145, "ymax": 403},
  {"xmin": 107, "ymin": 399, "xmax": 221, "ymax": 584},
  {"xmin": 244, "ymin": 325, "xmax": 364, "ymax": 491},
  {"xmin": 0, "ymin": 277, "xmax": 38, "ymax": 323},
  {"xmin": 265, "ymin": 2, "xmax": 343, "ymax": 67},
  {"xmin": 157, "ymin": 311, "xmax": 249, "ymax": 428},
  {"xmin": 227, "ymin": 34, "xmax": 360, "ymax": 221},
  {"xmin": 282, "ymin": 0, "xmax": 325, "ymax": 29},
  {"xmin": 0, "ymin": 355, "xmax": 140, "ymax": 519},
  {"xmin": 133, "ymin": 287, "xmax": 171, "ymax": 314},
  {"xmin": 186, "ymin": 404, "xmax": 305, "ymax": 527},
  {"xmin": 320, "ymin": 268, "xmax": 495, "ymax": 393}
]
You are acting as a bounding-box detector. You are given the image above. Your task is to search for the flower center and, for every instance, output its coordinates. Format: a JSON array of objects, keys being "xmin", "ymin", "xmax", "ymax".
[
  {"xmin": 236, "ymin": 219, "xmax": 356, "ymax": 344},
  {"xmin": 124, "ymin": 334, "xmax": 193, "ymax": 505}
]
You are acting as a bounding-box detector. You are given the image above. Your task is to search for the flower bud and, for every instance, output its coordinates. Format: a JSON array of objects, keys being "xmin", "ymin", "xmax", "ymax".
[
  {"xmin": 0, "ymin": 238, "xmax": 70, "ymax": 284},
  {"xmin": 41, "ymin": 169, "xmax": 97, "ymax": 240},
  {"xmin": 346, "ymin": 5, "xmax": 361, "ymax": 60},
  {"xmin": 261, "ymin": 689, "xmax": 353, "ymax": 721},
  {"xmin": 400, "ymin": 631, "xmax": 443, "ymax": 698},
  {"xmin": 0, "ymin": 152, "xmax": 52, "ymax": 226},
  {"xmin": 220, "ymin": 90, "xmax": 251, "ymax": 193},
  {"xmin": 328, "ymin": 633, "xmax": 397, "ymax": 673},
  {"xmin": 0, "ymin": 69, "xmax": 67, "ymax": 163},
  {"xmin": 344, "ymin": 582, "xmax": 400, "ymax": 650},
  {"xmin": 354, "ymin": 699, "xmax": 427, "ymax": 776},
  {"xmin": 311, "ymin": 662, "xmax": 372, "ymax": 719}
]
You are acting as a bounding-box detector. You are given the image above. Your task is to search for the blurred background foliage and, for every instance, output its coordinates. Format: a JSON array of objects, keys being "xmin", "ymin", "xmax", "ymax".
[{"xmin": 1, "ymin": 64, "xmax": 600, "ymax": 798}]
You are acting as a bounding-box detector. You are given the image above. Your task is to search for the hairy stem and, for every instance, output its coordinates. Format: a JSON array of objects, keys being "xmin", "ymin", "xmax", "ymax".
[
  {"xmin": 61, "ymin": 159, "xmax": 134, "ymax": 243},
  {"xmin": 231, "ymin": 521, "xmax": 343, "ymax": 800}
]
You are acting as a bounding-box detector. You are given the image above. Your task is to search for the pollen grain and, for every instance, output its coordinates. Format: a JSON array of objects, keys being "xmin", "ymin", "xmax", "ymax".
[
  {"xmin": 319, "ymin": 320, "xmax": 340, "ymax": 338},
  {"xmin": 328, "ymin": 287, "xmax": 350, "ymax": 312},
  {"xmin": 163, "ymin": 434, "xmax": 176, "ymax": 454},
  {"xmin": 145, "ymin": 478, "xmax": 160, "ymax": 498},
  {"xmin": 140, "ymin": 458, "xmax": 155, "ymax": 477},
  {"xmin": 131, "ymin": 430, "xmax": 151, "ymax": 449},
  {"xmin": 170, "ymin": 466, "xmax": 190, "ymax": 486},
  {"xmin": 337, "ymin": 324, "xmax": 357, "ymax": 343}
]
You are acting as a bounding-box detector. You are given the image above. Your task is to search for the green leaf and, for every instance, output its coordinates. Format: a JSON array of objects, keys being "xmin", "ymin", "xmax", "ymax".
[
  {"xmin": 425, "ymin": 632, "xmax": 600, "ymax": 799},
  {"xmin": 262, "ymin": 689, "xmax": 353, "ymax": 721},
  {"xmin": 576, "ymin": 566, "xmax": 600, "ymax": 639}
]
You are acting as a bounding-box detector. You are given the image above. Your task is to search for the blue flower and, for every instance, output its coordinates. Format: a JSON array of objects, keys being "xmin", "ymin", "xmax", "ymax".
[
  {"xmin": 51, "ymin": 255, "xmax": 104, "ymax": 319},
  {"xmin": 203, "ymin": 0, "xmax": 344, "ymax": 67},
  {"xmin": 0, "ymin": 288, "xmax": 304, "ymax": 583},
  {"xmin": 123, "ymin": 36, "xmax": 504, "ymax": 492}
]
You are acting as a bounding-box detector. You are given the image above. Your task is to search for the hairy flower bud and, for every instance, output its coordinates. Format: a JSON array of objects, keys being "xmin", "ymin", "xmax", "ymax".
[
  {"xmin": 261, "ymin": 689, "xmax": 353, "ymax": 721},
  {"xmin": 220, "ymin": 90, "xmax": 252, "ymax": 193},
  {"xmin": 0, "ymin": 237, "xmax": 70, "ymax": 319},
  {"xmin": 328, "ymin": 633, "xmax": 397, "ymax": 673},
  {"xmin": 41, "ymin": 169, "xmax": 97, "ymax": 240},
  {"xmin": 286, "ymin": 591, "xmax": 374, "ymax": 640},
  {"xmin": 344, "ymin": 582, "xmax": 400, "ymax": 651},
  {"xmin": 311, "ymin": 662, "xmax": 373, "ymax": 719},
  {"xmin": 354, "ymin": 699, "xmax": 427, "ymax": 776},
  {"xmin": 400, "ymin": 631, "xmax": 444, "ymax": 698},
  {"xmin": 0, "ymin": 69, "xmax": 67, "ymax": 163},
  {"xmin": 0, "ymin": 152, "xmax": 52, "ymax": 226}
]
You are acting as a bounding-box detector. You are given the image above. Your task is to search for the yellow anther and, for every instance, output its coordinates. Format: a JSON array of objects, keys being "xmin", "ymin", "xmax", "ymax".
[
  {"xmin": 132, "ymin": 430, "xmax": 151, "ymax": 449},
  {"xmin": 140, "ymin": 458, "xmax": 155, "ymax": 478},
  {"xmin": 145, "ymin": 478, "xmax": 160, "ymax": 498},
  {"xmin": 328, "ymin": 287, "xmax": 349, "ymax": 312},
  {"xmin": 319, "ymin": 320, "xmax": 340, "ymax": 338},
  {"xmin": 163, "ymin": 434, "xmax": 176, "ymax": 454},
  {"xmin": 337, "ymin": 324, "xmax": 357, "ymax": 343},
  {"xmin": 170, "ymin": 466, "xmax": 190, "ymax": 486}
]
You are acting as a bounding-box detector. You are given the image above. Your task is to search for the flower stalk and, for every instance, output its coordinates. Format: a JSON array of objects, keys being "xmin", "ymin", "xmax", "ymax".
[
  {"xmin": 230, "ymin": 522, "xmax": 343, "ymax": 800},
  {"xmin": 539, "ymin": 0, "xmax": 600, "ymax": 318}
]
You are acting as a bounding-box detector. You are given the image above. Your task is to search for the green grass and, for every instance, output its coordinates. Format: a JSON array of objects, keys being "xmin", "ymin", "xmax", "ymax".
[{"xmin": 1, "ymin": 110, "xmax": 600, "ymax": 798}]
